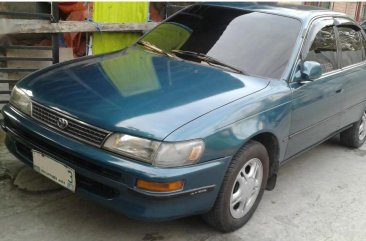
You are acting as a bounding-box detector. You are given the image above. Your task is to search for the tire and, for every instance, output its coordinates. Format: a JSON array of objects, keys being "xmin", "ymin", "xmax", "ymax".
[
  {"xmin": 202, "ymin": 140, "xmax": 269, "ymax": 232},
  {"xmin": 340, "ymin": 110, "xmax": 366, "ymax": 148}
]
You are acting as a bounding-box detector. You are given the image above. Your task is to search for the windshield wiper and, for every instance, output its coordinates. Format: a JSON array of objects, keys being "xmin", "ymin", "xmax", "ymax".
[
  {"xmin": 172, "ymin": 49, "xmax": 248, "ymax": 75},
  {"xmin": 137, "ymin": 40, "xmax": 178, "ymax": 59}
]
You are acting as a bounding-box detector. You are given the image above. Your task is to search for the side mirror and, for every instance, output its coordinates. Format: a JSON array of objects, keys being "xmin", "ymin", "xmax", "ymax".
[{"xmin": 301, "ymin": 61, "xmax": 322, "ymax": 81}]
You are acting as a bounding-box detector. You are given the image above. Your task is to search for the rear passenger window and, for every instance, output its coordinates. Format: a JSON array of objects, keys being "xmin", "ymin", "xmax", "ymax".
[
  {"xmin": 304, "ymin": 26, "xmax": 337, "ymax": 73},
  {"xmin": 338, "ymin": 26, "xmax": 365, "ymax": 67}
]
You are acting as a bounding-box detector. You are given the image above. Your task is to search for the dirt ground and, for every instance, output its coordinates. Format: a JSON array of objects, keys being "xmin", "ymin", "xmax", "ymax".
[{"xmin": 1, "ymin": 131, "xmax": 366, "ymax": 241}]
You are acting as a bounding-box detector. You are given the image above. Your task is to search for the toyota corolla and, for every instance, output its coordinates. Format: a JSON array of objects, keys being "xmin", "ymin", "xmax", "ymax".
[{"xmin": 2, "ymin": 3, "xmax": 366, "ymax": 232}]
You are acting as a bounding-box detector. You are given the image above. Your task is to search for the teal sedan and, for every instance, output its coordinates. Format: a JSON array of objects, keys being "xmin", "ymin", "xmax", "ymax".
[{"xmin": 2, "ymin": 3, "xmax": 366, "ymax": 232}]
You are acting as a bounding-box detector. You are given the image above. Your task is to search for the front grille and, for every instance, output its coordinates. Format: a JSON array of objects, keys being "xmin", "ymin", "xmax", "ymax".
[{"xmin": 31, "ymin": 102, "xmax": 110, "ymax": 147}]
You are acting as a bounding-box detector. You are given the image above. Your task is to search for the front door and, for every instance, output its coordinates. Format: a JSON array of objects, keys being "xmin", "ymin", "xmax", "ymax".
[{"xmin": 286, "ymin": 20, "xmax": 343, "ymax": 158}]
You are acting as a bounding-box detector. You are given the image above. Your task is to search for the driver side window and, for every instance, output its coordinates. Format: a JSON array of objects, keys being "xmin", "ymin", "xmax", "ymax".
[{"xmin": 304, "ymin": 26, "xmax": 338, "ymax": 74}]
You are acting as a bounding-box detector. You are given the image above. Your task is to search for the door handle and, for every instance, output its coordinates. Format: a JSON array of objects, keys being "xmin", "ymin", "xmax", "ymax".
[{"xmin": 336, "ymin": 89, "xmax": 344, "ymax": 94}]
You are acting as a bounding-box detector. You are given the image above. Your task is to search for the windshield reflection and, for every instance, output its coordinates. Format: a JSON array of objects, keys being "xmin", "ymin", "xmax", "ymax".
[{"xmin": 139, "ymin": 5, "xmax": 301, "ymax": 79}]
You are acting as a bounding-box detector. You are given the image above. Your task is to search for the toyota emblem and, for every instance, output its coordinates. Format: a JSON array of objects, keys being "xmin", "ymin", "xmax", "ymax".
[{"xmin": 57, "ymin": 118, "xmax": 68, "ymax": 129}]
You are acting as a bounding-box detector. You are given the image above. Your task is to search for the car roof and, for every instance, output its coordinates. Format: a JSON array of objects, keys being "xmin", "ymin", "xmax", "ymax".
[{"xmin": 203, "ymin": 2, "xmax": 348, "ymax": 23}]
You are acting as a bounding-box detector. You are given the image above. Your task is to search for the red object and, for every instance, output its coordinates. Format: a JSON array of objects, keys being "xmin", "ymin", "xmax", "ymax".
[
  {"xmin": 59, "ymin": 2, "xmax": 88, "ymax": 14},
  {"xmin": 59, "ymin": 3, "xmax": 93, "ymax": 57},
  {"xmin": 149, "ymin": 3, "xmax": 163, "ymax": 22}
]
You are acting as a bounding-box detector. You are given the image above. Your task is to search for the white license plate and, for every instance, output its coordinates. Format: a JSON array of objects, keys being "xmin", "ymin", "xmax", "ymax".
[{"xmin": 32, "ymin": 150, "xmax": 76, "ymax": 192}]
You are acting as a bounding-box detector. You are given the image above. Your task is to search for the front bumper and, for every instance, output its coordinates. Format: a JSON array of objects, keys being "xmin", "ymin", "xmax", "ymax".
[{"xmin": 1, "ymin": 104, "xmax": 231, "ymax": 221}]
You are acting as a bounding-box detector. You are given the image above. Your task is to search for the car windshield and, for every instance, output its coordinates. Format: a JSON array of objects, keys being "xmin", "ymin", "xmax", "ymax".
[{"xmin": 138, "ymin": 5, "xmax": 302, "ymax": 79}]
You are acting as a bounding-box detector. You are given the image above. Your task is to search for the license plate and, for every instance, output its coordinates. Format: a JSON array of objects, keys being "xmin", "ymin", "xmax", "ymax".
[{"xmin": 32, "ymin": 150, "xmax": 76, "ymax": 192}]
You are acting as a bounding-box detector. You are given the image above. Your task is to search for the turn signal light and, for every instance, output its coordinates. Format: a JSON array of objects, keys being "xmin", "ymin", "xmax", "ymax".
[{"xmin": 136, "ymin": 179, "xmax": 184, "ymax": 192}]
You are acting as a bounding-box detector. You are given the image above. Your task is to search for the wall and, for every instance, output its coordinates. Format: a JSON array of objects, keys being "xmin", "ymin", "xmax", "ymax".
[{"xmin": 332, "ymin": 2, "xmax": 358, "ymax": 20}]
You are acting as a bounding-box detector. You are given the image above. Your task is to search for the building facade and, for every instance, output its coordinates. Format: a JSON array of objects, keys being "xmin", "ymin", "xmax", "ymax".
[{"xmin": 305, "ymin": 2, "xmax": 366, "ymax": 22}]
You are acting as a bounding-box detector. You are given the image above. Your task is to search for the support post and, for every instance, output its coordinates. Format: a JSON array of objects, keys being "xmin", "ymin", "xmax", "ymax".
[{"xmin": 51, "ymin": 2, "xmax": 59, "ymax": 64}]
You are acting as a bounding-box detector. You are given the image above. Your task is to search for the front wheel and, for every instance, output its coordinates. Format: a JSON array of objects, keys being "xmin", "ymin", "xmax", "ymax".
[
  {"xmin": 340, "ymin": 110, "xmax": 366, "ymax": 148},
  {"xmin": 202, "ymin": 140, "xmax": 269, "ymax": 232}
]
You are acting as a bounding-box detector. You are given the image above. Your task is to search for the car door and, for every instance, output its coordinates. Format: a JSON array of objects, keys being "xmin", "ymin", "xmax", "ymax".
[
  {"xmin": 334, "ymin": 21, "xmax": 366, "ymax": 128},
  {"xmin": 285, "ymin": 18, "xmax": 344, "ymax": 159}
]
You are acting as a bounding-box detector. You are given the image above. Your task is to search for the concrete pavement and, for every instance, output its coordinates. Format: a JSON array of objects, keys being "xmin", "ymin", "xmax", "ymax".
[{"xmin": 1, "ymin": 133, "xmax": 366, "ymax": 241}]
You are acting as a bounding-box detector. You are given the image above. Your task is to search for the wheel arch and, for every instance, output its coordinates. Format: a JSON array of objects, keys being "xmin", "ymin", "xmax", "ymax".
[{"xmin": 237, "ymin": 131, "xmax": 281, "ymax": 190}]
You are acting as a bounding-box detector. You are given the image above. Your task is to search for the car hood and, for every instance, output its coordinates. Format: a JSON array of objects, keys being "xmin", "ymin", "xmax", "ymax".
[{"xmin": 18, "ymin": 47, "xmax": 269, "ymax": 140}]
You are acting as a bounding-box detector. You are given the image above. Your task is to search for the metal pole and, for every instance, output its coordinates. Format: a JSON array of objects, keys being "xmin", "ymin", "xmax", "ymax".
[{"xmin": 51, "ymin": 2, "xmax": 59, "ymax": 64}]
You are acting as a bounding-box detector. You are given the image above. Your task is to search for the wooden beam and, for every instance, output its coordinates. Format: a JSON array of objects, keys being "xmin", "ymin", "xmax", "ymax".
[
  {"xmin": 1, "ymin": 19, "xmax": 158, "ymax": 34},
  {"xmin": 0, "ymin": 56, "xmax": 53, "ymax": 61}
]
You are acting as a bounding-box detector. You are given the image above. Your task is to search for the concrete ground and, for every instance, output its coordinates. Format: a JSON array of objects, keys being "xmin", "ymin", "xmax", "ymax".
[{"xmin": 1, "ymin": 130, "xmax": 366, "ymax": 241}]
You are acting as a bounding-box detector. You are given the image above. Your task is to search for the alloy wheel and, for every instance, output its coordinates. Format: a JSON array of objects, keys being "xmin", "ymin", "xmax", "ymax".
[{"xmin": 230, "ymin": 158, "xmax": 263, "ymax": 219}]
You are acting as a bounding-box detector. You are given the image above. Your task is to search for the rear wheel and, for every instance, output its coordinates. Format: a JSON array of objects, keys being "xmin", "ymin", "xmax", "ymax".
[
  {"xmin": 340, "ymin": 110, "xmax": 366, "ymax": 148},
  {"xmin": 202, "ymin": 140, "xmax": 269, "ymax": 232}
]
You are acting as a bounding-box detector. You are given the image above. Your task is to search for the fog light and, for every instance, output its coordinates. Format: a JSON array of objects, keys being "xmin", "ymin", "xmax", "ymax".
[{"xmin": 136, "ymin": 179, "xmax": 184, "ymax": 192}]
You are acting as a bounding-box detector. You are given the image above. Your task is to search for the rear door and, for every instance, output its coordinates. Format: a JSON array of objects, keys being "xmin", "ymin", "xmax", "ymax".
[
  {"xmin": 334, "ymin": 20, "xmax": 366, "ymax": 128},
  {"xmin": 286, "ymin": 18, "xmax": 344, "ymax": 158}
]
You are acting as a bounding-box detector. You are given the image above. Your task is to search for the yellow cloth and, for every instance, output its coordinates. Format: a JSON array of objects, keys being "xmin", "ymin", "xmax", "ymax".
[{"xmin": 93, "ymin": 2, "xmax": 149, "ymax": 54}]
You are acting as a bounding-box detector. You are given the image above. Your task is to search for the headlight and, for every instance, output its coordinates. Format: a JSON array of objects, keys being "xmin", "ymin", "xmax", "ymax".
[
  {"xmin": 154, "ymin": 140, "xmax": 204, "ymax": 167},
  {"xmin": 103, "ymin": 133, "xmax": 204, "ymax": 167},
  {"xmin": 103, "ymin": 134, "xmax": 160, "ymax": 162},
  {"xmin": 9, "ymin": 86, "xmax": 32, "ymax": 115}
]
